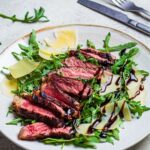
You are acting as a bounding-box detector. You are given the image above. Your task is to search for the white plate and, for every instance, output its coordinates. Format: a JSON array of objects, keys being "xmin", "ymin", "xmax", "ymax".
[{"xmin": 0, "ymin": 24, "xmax": 150, "ymax": 150}]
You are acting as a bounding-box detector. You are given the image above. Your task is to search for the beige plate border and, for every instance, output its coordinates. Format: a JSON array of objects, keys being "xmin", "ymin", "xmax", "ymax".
[
  {"xmin": 0, "ymin": 24, "xmax": 150, "ymax": 150},
  {"xmin": 0, "ymin": 24, "xmax": 150, "ymax": 56}
]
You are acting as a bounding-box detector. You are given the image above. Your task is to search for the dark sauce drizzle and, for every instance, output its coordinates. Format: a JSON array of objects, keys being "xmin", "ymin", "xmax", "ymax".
[
  {"xmin": 119, "ymin": 101, "xmax": 125, "ymax": 118},
  {"xmin": 101, "ymin": 75, "xmax": 113, "ymax": 93},
  {"xmin": 87, "ymin": 103, "xmax": 119, "ymax": 134},
  {"xmin": 102, "ymin": 103, "xmax": 118, "ymax": 131},
  {"xmin": 127, "ymin": 70, "xmax": 138, "ymax": 85},
  {"xmin": 129, "ymin": 75, "xmax": 145, "ymax": 99},
  {"xmin": 115, "ymin": 77, "xmax": 121, "ymax": 86},
  {"xmin": 130, "ymin": 84, "xmax": 144, "ymax": 99},
  {"xmin": 87, "ymin": 119, "xmax": 101, "ymax": 134}
]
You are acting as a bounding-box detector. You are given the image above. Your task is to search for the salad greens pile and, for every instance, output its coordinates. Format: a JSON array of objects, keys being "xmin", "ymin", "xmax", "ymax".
[{"xmin": 4, "ymin": 31, "xmax": 150, "ymax": 149}]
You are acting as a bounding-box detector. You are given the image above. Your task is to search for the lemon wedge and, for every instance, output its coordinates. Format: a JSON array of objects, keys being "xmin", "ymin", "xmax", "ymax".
[{"xmin": 39, "ymin": 30, "xmax": 77, "ymax": 60}]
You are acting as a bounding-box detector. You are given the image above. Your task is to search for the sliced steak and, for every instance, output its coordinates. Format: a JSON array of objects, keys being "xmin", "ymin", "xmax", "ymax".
[
  {"xmin": 41, "ymin": 82, "xmax": 80, "ymax": 111},
  {"xmin": 69, "ymin": 48, "xmax": 115, "ymax": 66},
  {"xmin": 13, "ymin": 96, "xmax": 63, "ymax": 127},
  {"xmin": 32, "ymin": 93, "xmax": 69, "ymax": 119},
  {"xmin": 32, "ymin": 90, "xmax": 78, "ymax": 119},
  {"xmin": 80, "ymin": 48, "xmax": 115, "ymax": 65},
  {"xmin": 64, "ymin": 56, "xmax": 98, "ymax": 69},
  {"xmin": 57, "ymin": 67, "xmax": 102, "ymax": 80},
  {"xmin": 48, "ymin": 74, "xmax": 92, "ymax": 98},
  {"xmin": 19, "ymin": 122, "xmax": 74, "ymax": 140}
]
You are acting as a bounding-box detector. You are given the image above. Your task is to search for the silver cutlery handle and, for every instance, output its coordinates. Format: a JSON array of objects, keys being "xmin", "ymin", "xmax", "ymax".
[{"xmin": 128, "ymin": 19, "xmax": 150, "ymax": 36}]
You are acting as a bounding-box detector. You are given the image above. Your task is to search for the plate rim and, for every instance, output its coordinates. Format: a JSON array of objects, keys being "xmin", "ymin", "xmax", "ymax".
[
  {"xmin": 0, "ymin": 24, "xmax": 150, "ymax": 56},
  {"xmin": 0, "ymin": 24, "xmax": 150, "ymax": 150}
]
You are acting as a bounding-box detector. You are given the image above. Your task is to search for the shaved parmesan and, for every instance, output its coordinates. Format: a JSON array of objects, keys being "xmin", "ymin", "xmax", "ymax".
[{"xmin": 8, "ymin": 58, "xmax": 39, "ymax": 78}]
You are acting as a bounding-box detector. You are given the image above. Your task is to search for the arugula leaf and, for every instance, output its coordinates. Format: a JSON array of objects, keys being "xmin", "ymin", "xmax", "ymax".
[
  {"xmin": 0, "ymin": 7, "xmax": 49, "ymax": 23},
  {"xmin": 51, "ymin": 53, "xmax": 68, "ymax": 70},
  {"xmin": 105, "ymin": 42, "xmax": 137, "ymax": 52},
  {"xmin": 42, "ymin": 129, "xmax": 120, "ymax": 149},
  {"xmin": 12, "ymin": 52, "xmax": 21, "ymax": 61},
  {"xmin": 87, "ymin": 57, "xmax": 99, "ymax": 66},
  {"xmin": 122, "ymin": 61, "xmax": 137, "ymax": 80},
  {"xmin": 77, "ymin": 44, "xmax": 83, "ymax": 50},
  {"xmin": 103, "ymin": 32, "xmax": 111, "ymax": 49},
  {"xmin": 6, "ymin": 105, "xmax": 14, "ymax": 117},
  {"xmin": 6, "ymin": 118, "xmax": 23, "ymax": 125},
  {"xmin": 127, "ymin": 100, "xmax": 150, "ymax": 118},
  {"xmin": 29, "ymin": 29, "xmax": 39, "ymax": 50},
  {"xmin": 17, "ymin": 30, "xmax": 40, "ymax": 61},
  {"xmin": 112, "ymin": 129, "xmax": 120, "ymax": 140},
  {"xmin": 112, "ymin": 47, "xmax": 139, "ymax": 74},
  {"xmin": 136, "ymin": 70, "xmax": 149, "ymax": 77},
  {"xmin": 6, "ymin": 117, "xmax": 36, "ymax": 126},
  {"xmin": 77, "ymin": 53, "xmax": 86, "ymax": 62},
  {"xmin": 80, "ymin": 94, "xmax": 105, "ymax": 123},
  {"xmin": 87, "ymin": 40, "xmax": 96, "ymax": 49},
  {"xmin": 0, "ymin": 70, "xmax": 14, "ymax": 80},
  {"xmin": 42, "ymin": 133, "xmax": 100, "ymax": 149}
]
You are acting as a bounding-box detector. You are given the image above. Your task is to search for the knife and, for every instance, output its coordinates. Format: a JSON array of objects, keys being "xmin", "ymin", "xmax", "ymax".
[{"xmin": 78, "ymin": 0, "xmax": 150, "ymax": 36}]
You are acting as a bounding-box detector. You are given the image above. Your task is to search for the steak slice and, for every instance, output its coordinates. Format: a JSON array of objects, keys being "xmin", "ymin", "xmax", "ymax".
[
  {"xmin": 80, "ymin": 48, "xmax": 115, "ymax": 65},
  {"xmin": 32, "ymin": 90, "xmax": 78, "ymax": 119},
  {"xmin": 64, "ymin": 56, "xmax": 98, "ymax": 69},
  {"xmin": 69, "ymin": 48, "xmax": 115, "ymax": 66},
  {"xmin": 57, "ymin": 67, "xmax": 102, "ymax": 80},
  {"xmin": 13, "ymin": 96, "xmax": 63, "ymax": 127},
  {"xmin": 41, "ymin": 82, "xmax": 80, "ymax": 111},
  {"xmin": 19, "ymin": 122, "xmax": 74, "ymax": 140},
  {"xmin": 32, "ymin": 93, "xmax": 69, "ymax": 119},
  {"xmin": 48, "ymin": 74, "xmax": 92, "ymax": 98}
]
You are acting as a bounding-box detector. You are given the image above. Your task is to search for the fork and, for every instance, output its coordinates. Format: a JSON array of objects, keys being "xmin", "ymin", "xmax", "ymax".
[{"xmin": 111, "ymin": 0, "xmax": 150, "ymax": 18}]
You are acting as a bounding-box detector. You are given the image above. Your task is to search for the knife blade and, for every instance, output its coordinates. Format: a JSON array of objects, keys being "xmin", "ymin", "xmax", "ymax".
[{"xmin": 78, "ymin": 0, "xmax": 150, "ymax": 36}]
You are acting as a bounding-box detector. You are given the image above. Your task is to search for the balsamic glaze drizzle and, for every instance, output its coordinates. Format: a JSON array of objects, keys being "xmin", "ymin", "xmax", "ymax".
[
  {"xmin": 127, "ymin": 70, "xmax": 138, "ymax": 85},
  {"xmin": 101, "ymin": 75, "xmax": 113, "ymax": 93},
  {"xmin": 87, "ymin": 119, "xmax": 101, "ymax": 134},
  {"xmin": 102, "ymin": 103, "xmax": 118, "ymax": 131},
  {"xmin": 115, "ymin": 77, "xmax": 121, "ymax": 86}
]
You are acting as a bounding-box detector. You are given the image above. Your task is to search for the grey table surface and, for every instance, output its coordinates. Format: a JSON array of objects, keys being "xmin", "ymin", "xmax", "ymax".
[{"xmin": 0, "ymin": 0, "xmax": 150, "ymax": 150}]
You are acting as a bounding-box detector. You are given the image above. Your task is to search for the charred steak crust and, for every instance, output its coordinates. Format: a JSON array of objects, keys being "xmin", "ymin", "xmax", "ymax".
[
  {"xmin": 32, "ymin": 93, "xmax": 68, "ymax": 119},
  {"xmin": 23, "ymin": 91, "xmax": 79, "ymax": 119},
  {"xmin": 18, "ymin": 122, "xmax": 74, "ymax": 140},
  {"xmin": 13, "ymin": 96, "xmax": 64, "ymax": 127}
]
